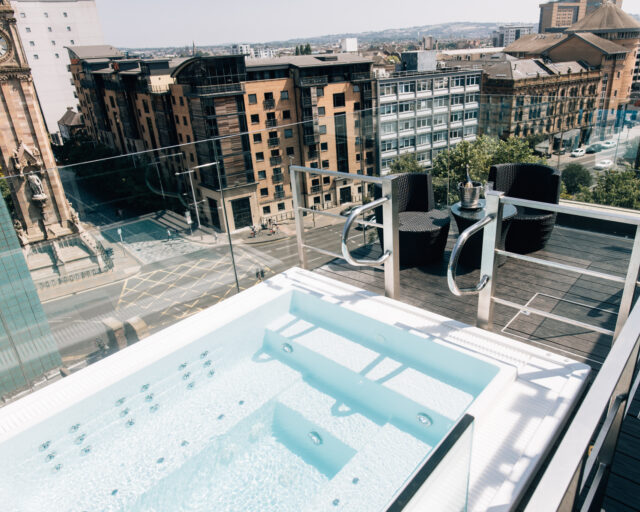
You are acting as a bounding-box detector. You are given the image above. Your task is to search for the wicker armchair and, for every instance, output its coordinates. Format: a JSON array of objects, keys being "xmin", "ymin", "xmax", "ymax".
[
  {"xmin": 374, "ymin": 173, "xmax": 450, "ymax": 266},
  {"xmin": 488, "ymin": 163, "xmax": 561, "ymax": 254}
]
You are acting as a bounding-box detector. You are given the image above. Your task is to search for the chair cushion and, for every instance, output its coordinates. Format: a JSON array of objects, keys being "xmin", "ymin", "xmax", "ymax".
[
  {"xmin": 514, "ymin": 206, "xmax": 555, "ymax": 222},
  {"xmin": 398, "ymin": 210, "xmax": 450, "ymax": 233}
]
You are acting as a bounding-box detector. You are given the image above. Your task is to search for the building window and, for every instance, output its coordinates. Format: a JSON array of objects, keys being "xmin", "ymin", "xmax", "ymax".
[
  {"xmin": 317, "ymin": 87, "xmax": 324, "ymax": 97},
  {"xmin": 183, "ymin": 116, "xmax": 187, "ymax": 125},
  {"xmin": 319, "ymin": 125, "xmax": 327, "ymax": 135},
  {"xmin": 398, "ymin": 81, "xmax": 415, "ymax": 94},
  {"xmin": 278, "ymin": 202, "xmax": 285, "ymax": 211},
  {"xmin": 20, "ymin": 12, "xmax": 25, "ymax": 18},
  {"xmin": 318, "ymin": 106, "xmax": 325, "ymax": 116},
  {"xmin": 48, "ymin": 27, "xmax": 52, "ymax": 32},
  {"xmin": 264, "ymin": 92, "xmax": 273, "ymax": 101},
  {"xmin": 55, "ymin": 53, "xmax": 59, "ymax": 59},
  {"xmin": 354, "ymin": 102, "xmax": 360, "ymax": 111},
  {"xmin": 284, "ymin": 128, "xmax": 293, "ymax": 139},
  {"xmin": 33, "ymin": 54, "xmax": 39, "ymax": 59},
  {"xmin": 175, "ymin": 115, "xmax": 180, "ymax": 124},
  {"xmin": 282, "ymin": 110, "xmax": 291, "ymax": 119},
  {"xmin": 333, "ymin": 93, "xmax": 345, "ymax": 108},
  {"xmin": 70, "ymin": 40, "xmax": 74, "ymax": 44},
  {"xmin": 44, "ymin": 12, "xmax": 48, "ymax": 17},
  {"xmin": 186, "ymin": 135, "xmax": 191, "ymax": 143},
  {"xmin": 253, "ymin": 133, "xmax": 262, "ymax": 143},
  {"xmin": 25, "ymin": 27, "xmax": 31, "ymax": 33},
  {"xmin": 322, "ymin": 160, "xmax": 330, "ymax": 168},
  {"xmin": 280, "ymin": 90, "xmax": 289, "ymax": 100},
  {"xmin": 109, "ymin": 96, "xmax": 116, "ymax": 108},
  {"xmin": 256, "ymin": 152, "xmax": 264, "ymax": 161},
  {"xmin": 51, "ymin": 41, "xmax": 56, "ymax": 45},
  {"xmin": 320, "ymin": 142, "xmax": 328, "ymax": 151},
  {"xmin": 251, "ymin": 114, "xmax": 259, "ymax": 124},
  {"xmin": 29, "ymin": 41, "xmax": 34, "ymax": 46},
  {"xmin": 263, "ymin": 206, "xmax": 271, "ymax": 214},
  {"xmin": 324, "ymin": 193, "xmax": 331, "ymax": 201},
  {"xmin": 258, "ymin": 170, "xmax": 266, "ymax": 180},
  {"xmin": 286, "ymin": 147, "xmax": 294, "ymax": 156},
  {"xmin": 248, "ymin": 94, "xmax": 257, "ymax": 104},
  {"xmin": 67, "ymin": 26, "xmax": 71, "ymax": 31},
  {"xmin": 260, "ymin": 188, "xmax": 268, "ymax": 197},
  {"xmin": 380, "ymin": 83, "xmax": 397, "ymax": 96},
  {"xmin": 63, "ymin": 12, "xmax": 68, "ymax": 17},
  {"xmin": 171, "ymin": 96, "xmax": 176, "ymax": 105},
  {"xmin": 179, "ymin": 97, "xmax": 184, "ymax": 106},
  {"xmin": 323, "ymin": 176, "xmax": 330, "ymax": 184}
]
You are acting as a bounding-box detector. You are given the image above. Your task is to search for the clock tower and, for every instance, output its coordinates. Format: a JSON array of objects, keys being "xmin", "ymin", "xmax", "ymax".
[{"xmin": 0, "ymin": 0, "xmax": 73, "ymax": 243}]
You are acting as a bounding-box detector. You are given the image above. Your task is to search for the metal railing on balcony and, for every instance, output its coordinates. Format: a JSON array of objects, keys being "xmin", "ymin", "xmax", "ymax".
[
  {"xmin": 291, "ymin": 165, "xmax": 399, "ymax": 299},
  {"xmin": 363, "ymin": 89, "xmax": 373, "ymax": 100},
  {"xmin": 299, "ymin": 76, "xmax": 328, "ymax": 87},
  {"xmin": 272, "ymin": 173, "xmax": 284, "ymax": 184},
  {"xmin": 274, "ymin": 190, "xmax": 285, "ymax": 199},
  {"xmin": 446, "ymin": 191, "xmax": 640, "ymax": 512},
  {"xmin": 266, "ymin": 118, "xmax": 277, "ymax": 128},
  {"xmin": 191, "ymin": 83, "xmax": 245, "ymax": 96},
  {"xmin": 352, "ymin": 72, "xmax": 375, "ymax": 82},
  {"xmin": 304, "ymin": 134, "xmax": 317, "ymax": 145},
  {"xmin": 270, "ymin": 156, "xmax": 282, "ymax": 166},
  {"xmin": 267, "ymin": 137, "xmax": 280, "ymax": 147},
  {"xmin": 309, "ymin": 184, "xmax": 322, "ymax": 194},
  {"xmin": 263, "ymin": 99, "xmax": 275, "ymax": 110}
]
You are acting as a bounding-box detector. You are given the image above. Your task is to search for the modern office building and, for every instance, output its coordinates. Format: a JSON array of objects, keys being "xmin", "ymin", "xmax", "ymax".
[
  {"xmin": 538, "ymin": 0, "xmax": 624, "ymax": 33},
  {"xmin": 13, "ymin": 0, "xmax": 105, "ymax": 141},
  {"xmin": 376, "ymin": 65, "xmax": 482, "ymax": 173},
  {"xmin": 480, "ymin": 59, "xmax": 600, "ymax": 147},
  {"xmin": 491, "ymin": 25, "xmax": 536, "ymax": 47}
]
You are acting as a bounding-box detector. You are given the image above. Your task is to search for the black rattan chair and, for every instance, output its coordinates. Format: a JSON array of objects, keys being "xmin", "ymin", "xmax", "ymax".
[
  {"xmin": 488, "ymin": 163, "xmax": 561, "ymax": 254},
  {"xmin": 374, "ymin": 173, "xmax": 450, "ymax": 266}
]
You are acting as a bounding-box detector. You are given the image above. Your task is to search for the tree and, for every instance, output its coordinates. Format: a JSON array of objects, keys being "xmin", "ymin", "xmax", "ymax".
[
  {"xmin": 430, "ymin": 136, "xmax": 545, "ymax": 204},
  {"xmin": 576, "ymin": 169, "xmax": 640, "ymax": 209},
  {"xmin": 295, "ymin": 45, "xmax": 300, "ymax": 56},
  {"xmin": 389, "ymin": 154, "xmax": 423, "ymax": 174},
  {"xmin": 562, "ymin": 163, "xmax": 592, "ymax": 195},
  {"xmin": 304, "ymin": 43, "xmax": 312, "ymax": 55},
  {"xmin": 0, "ymin": 168, "xmax": 15, "ymax": 216}
]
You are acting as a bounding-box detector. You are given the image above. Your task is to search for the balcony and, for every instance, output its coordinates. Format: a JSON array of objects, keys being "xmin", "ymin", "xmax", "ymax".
[
  {"xmin": 191, "ymin": 83, "xmax": 245, "ymax": 96},
  {"xmin": 272, "ymin": 173, "xmax": 284, "ymax": 184},
  {"xmin": 274, "ymin": 190, "xmax": 285, "ymax": 199},
  {"xmin": 270, "ymin": 156, "xmax": 282, "ymax": 166},
  {"xmin": 363, "ymin": 89, "xmax": 373, "ymax": 100},
  {"xmin": 266, "ymin": 118, "xmax": 277, "ymax": 128},
  {"xmin": 299, "ymin": 75, "xmax": 328, "ymax": 87},
  {"xmin": 302, "ymin": 96, "xmax": 316, "ymax": 108},
  {"xmin": 351, "ymin": 72, "xmax": 374, "ymax": 82},
  {"xmin": 267, "ymin": 137, "xmax": 280, "ymax": 147},
  {"xmin": 309, "ymin": 184, "xmax": 322, "ymax": 194},
  {"xmin": 263, "ymin": 99, "xmax": 276, "ymax": 110},
  {"xmin": 304, "ymin": 134, "xmax": 318, "ymax": 146}
]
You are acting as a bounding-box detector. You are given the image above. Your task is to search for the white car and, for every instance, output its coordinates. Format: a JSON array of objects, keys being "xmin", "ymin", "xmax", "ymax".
[
  {"xmin": 594, "ymin": 159, "xmax": 613, "ymax": 170},
  {"xmin": 601, "ymin": 140, "xmax": 617, "ymax": 149},
  {"xmin": 570, "ymin": 148, "xmax": 586, "ymax": 157}
]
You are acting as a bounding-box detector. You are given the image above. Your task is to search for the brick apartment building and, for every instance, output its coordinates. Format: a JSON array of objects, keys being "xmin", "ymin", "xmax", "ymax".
[
  {"xmin": 538, "ymin": 0, "xmax": 623, "ymax": 33},
  {"xmin": 68, "ymin": 48, "xmax": 374, "ymax": 231}
]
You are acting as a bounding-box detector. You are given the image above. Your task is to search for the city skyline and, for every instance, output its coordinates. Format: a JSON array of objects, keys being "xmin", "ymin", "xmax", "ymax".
[{"xmin": 94, "ymin": 0, "xmax": 640, "ymax": 48}]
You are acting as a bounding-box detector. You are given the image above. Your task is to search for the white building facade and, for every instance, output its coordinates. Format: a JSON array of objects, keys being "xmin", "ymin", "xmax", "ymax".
[{"xmin": 13, "ymin": 0, "xmax": 104, "ymax": 141}]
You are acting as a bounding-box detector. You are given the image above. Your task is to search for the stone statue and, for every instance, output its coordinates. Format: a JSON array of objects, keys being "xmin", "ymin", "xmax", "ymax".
[
  {"xmin": 13, "ymin": 218, "xmax": 28, "ymax": 246},
  {"xmin": 27, "ymin": 173, "xmax": 46, "ymax": 200}
]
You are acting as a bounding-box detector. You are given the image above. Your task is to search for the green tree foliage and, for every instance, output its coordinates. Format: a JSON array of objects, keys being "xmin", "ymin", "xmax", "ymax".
[
  {"xmin": 295, "ymin": 45, "xmax": 300, "ymax": 56},
  {"xmin": 0, "ymin": 168, "xmax": 15, "ymax": 216},
  {"xmin": 561, "ymin": 163, "xmax": 592, "ymax": 195},
  {"xmin": 304, "ymin": 43, "xmax": 312, "ymax": 55},
  {"xmin": 429, "ymin": 136, "xmax": 545, "ymax": 204},
  {"xmin": 576, "ymin": 169, "xmax": 640, "ymax": 209},
  {"xmin": 389, "ymin": 154, "xmax": 423, "ymax": 174}
]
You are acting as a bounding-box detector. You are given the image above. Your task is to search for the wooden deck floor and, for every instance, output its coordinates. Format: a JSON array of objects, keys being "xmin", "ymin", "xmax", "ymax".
[{"xmin": 312, "ymin": 223, "xmax": 639, "ymax": 511}]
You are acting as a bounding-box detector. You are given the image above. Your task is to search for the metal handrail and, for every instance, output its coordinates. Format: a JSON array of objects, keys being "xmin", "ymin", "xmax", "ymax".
[
  {"xmin": 447, "ymin": 215, "xmax": 494, "ymax": 296},
  {"xmin": 341, "ymin": 197, "xmax": 391, "ymax": 267}
]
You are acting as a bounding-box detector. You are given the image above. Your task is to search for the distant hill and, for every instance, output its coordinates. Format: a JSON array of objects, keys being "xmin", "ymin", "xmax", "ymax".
[{"xmin": 261, "ymin": 22, "xmax": 535, "ymax": 46}]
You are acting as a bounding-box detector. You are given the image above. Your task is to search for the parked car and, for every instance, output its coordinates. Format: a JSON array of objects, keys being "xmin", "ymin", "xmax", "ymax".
[
  {"xmin": 594, "ymin": 159, "xmax": 613, "ymax": 170},
  {"xmin": 601, "ymin": 140, "xmax": 617, "ymax": 149},
  {"xmin": 355, "ymin": 214, "xmax": 376, "ymax": 230},
  {"xmin": 586, "ymin": 144, "xmax": 603, "ymax": 154},
  {"xmin": 571, "ymin": 148, "xmax": 586, "ymax": 157},
  {"xmin": 553, "ymin": 148, "xmax": 567, "ymax": 155}
]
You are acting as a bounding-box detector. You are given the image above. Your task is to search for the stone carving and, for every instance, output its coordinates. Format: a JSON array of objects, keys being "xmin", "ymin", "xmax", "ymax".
[
  {"xmin": 11, "ymin": 141, "xmax": 42, "ymax": 175},
  {"xmin": 12, "ymin": 218, "xmax": 28, "ymax": 246},
  {"xmin": 27, "ymin": 173, "xmax": 46, "ymax": 200}
]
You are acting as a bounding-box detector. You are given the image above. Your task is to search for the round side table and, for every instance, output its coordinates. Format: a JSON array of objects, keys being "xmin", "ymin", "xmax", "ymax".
[{"xmin": 451, "ymin": 199, "xmax": 517, "ymax": 268}]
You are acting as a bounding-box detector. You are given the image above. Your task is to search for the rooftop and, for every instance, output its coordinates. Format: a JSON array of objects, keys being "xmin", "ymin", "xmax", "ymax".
[
  {"xmin": 246, "ymin": 54, "xmax": 372, "ymax": 69},
  {"xmin": 66, "ymin": 45, "xmax": 124, "ymax": 60},
  {"xmin": 483, "ymin": 58, "xmax": 588, "ymax": 80},
  {"xmin": 567, "ymin": 1, "xmax": 640, "ymax": 33},
  {"xmin": 504, "ymin": 33, "xmax": 568, "ymax": 55}
]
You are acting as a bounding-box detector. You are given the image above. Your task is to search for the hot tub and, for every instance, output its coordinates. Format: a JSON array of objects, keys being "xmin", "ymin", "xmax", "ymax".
[{"xmin": 0, "ymin": 268, "xmax": 589, "ymax": 512}]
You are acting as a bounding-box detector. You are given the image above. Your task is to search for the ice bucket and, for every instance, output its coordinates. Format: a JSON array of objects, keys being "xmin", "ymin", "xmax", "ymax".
[{"xmin": 458, "ymin": 182, "xmax": 483, "ymax": 209}]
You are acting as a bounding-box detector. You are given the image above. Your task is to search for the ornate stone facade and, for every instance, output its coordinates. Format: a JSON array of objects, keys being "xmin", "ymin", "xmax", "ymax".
[{"xmin": 0, "ymin": 0, "xmax": 73, "ymax": 244}]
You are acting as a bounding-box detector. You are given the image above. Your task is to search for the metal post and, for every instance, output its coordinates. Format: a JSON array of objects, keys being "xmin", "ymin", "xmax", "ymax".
[
  {"xmin": 210, "ymin": 141, "xmax": 240, "ymax": 293},
  {"xmin": 614, "ymin": 224, "xmax": 640, "ymax": 339},
  {"xmin": 290, "ymin": 165, "xmax": 308, "ymax": 269},
  {"xmin": 477, "ymin": 190, "xmax": 504, "ymax": 330},
  {"xmin": 186, "ymin": 170, "xmax": 201, "ymax": 229},
  {"xmin": 382, "ymin": 176, "xmax": 400, "ymax": 299}
]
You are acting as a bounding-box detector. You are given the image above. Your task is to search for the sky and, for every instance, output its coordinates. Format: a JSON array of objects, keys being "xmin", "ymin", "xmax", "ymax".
[{"xmin": 94, "ymin": 0, "xmax": 640, "ymax": 48}]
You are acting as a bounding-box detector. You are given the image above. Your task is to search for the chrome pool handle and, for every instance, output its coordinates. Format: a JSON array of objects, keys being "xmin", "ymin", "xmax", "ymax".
[
  {"xmin": 341, "ymin": 197, "xmax": 391, "ymax": 267},
  {"xmin": 447, "ymin": 214, "xmax": 495, "ymax": 296}
]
